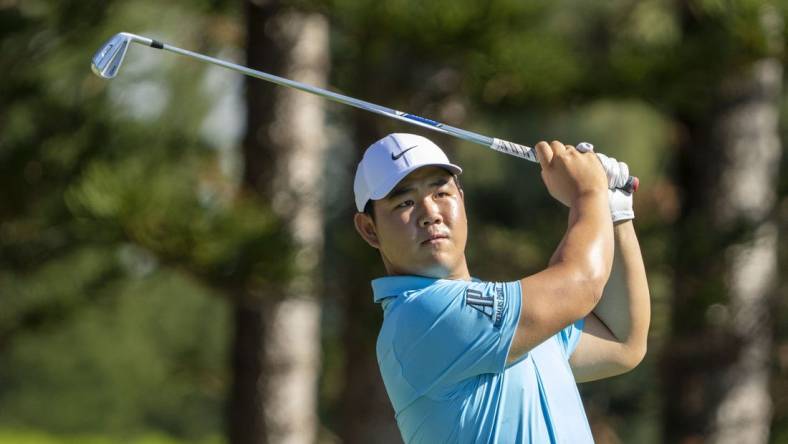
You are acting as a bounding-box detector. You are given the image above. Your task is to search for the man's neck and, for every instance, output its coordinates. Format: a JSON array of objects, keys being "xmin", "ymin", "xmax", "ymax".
[{"xmin": 383, "ymin": 261, "xmax": 471, "ymax": 281}]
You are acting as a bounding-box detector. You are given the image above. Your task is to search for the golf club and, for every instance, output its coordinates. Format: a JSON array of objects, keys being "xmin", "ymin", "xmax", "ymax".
[{"xmin": 91, "ymin": 32, "xmax": 639, "ymax": 193}]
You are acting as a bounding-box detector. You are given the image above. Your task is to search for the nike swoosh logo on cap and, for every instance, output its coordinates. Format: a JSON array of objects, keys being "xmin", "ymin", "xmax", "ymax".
[{"xmin": 391, "ymin": 145, "xmax": 418, "ymax": 160}]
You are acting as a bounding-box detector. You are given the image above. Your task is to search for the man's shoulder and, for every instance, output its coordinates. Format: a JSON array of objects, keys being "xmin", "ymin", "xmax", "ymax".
[
  {"xmin": 378, "ymin": 280, "xmax": 471, "ymax": 343},
  {"xmin": 373, "ymin": 276, "xmax": 468, "ymax": 302},
  {"xmin": 386, "ymin": 279, "xmax": 521, "ymax": 338},
  {"xmin": 395, "ymin": 279, "xmax": 520, "ymax": 315},
  {"xmin": 396, "ymin": 279, "xmax": 465, "ymax": 316}
]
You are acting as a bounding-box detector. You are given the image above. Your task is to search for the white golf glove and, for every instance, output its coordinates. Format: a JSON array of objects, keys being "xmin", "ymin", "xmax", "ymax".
[
  {"xmin": 577, "ymin": 143, "xmax": 630, "ymax": 190},
  {"xmin": 608, "ymin": 188, "xmax": 634, "ymax": 223},
  {"xmin": 576, "ymin": 142, "xmax": 634, "ymax": 222}
]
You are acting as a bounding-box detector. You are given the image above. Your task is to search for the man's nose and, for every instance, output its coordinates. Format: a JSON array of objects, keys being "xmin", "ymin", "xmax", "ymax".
[{"xmin": 418, "ymin": 198, "xmax": 443, "ymax": 227}]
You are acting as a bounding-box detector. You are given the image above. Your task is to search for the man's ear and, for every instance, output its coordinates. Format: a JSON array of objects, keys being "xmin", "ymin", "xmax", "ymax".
[{"xmin": 354, "ymin": 212, "xmax": 380, "ymax": 249}]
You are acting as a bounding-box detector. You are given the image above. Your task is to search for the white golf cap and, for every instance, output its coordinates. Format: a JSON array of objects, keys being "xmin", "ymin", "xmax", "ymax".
[{"xmin": 354, "ymin": 133, "xmax": 462, "ymax": 212}]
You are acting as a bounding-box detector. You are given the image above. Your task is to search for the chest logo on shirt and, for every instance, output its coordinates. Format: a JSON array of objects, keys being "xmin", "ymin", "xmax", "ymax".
[{"xmin": 465, "ymin": 287, "xmax": 505, "ymax": 328}]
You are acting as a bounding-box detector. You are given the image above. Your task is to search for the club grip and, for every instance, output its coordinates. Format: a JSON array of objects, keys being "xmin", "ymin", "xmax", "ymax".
[
  {"xmin": 490, "ymin": 138, "xmax": 639, "ymax": 193},
  {"xmin": 491, "ymin": 138, "xmax": 538, "ymax": 162},
  {"xmin": 621, "ymin": 175, "xmax": 639, "ymax": 194}
]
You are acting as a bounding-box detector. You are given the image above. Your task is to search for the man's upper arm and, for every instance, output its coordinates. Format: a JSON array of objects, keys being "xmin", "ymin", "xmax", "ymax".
[
  {"xmin": 395, "ymin": 281, "xmax": 521, "ymax": 390},
  {"xmin": 569, "ymin": 312, "xmax": 637, "ymax": 383},
  {"xmin": 508, "ymin": 267, "xmax": 599, "ymax": 364}
]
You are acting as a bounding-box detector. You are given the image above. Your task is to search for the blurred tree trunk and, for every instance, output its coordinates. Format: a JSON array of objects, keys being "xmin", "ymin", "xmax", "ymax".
[
  {"xmin": 663, "ymin": 6, "xmax": 782, "ymax": 444},
  {"xmin": 228, "ymin": 2, "xmax": 329, "ymax": 443}
]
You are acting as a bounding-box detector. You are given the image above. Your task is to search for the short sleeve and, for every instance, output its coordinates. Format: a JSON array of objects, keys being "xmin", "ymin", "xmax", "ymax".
[
  {"xmin": 557, "ymin": 317, "xmax": 585, "ymax": 359},
  {"xmin": 393, "ymin": 280, "xmax": 521, "ymax": 393}
]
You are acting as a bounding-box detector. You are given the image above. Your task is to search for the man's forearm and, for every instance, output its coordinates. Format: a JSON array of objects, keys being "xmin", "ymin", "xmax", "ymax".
[
  {"xmin": 550, "ymin": 192, "xmax": 614, "ymax": 302},
  {"xmin": 592, "ymin": 221, "xmax": 650, "ymax": 358}
]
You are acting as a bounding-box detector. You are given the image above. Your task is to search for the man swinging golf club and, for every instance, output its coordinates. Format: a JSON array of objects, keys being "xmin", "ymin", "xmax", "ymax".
[{"xmin": 353, "ymin": 133, "xmax": 650, "ymax": 443}]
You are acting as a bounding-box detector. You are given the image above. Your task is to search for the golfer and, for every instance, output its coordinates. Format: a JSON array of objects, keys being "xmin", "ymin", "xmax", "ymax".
[{"xmin": 353, "ymin": 133, "xmax": 650, "ymax": 443}]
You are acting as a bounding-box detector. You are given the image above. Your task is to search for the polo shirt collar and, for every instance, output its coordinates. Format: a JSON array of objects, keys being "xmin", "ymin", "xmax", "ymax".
[{"xmin": 371, "ymin": 275, "xmax": 441, "ymax": 303}]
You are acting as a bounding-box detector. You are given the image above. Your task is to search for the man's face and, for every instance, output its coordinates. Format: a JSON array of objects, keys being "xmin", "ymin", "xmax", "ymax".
[{"xmin": 354, "ymin": 166, "xmax": 469, "ymax": 280}]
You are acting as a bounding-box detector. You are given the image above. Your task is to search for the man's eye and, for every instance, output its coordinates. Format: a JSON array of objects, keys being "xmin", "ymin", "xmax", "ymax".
[
  {"xmin": 437, "ymin": 191, "xmax": 450, "ymax": 198},
  {"xmin": 396, "ymin": 200, "xmax": 414, "ymax": 209}
]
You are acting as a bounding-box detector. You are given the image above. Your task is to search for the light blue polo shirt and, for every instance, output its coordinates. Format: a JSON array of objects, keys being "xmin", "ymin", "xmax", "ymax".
[{"xmin": 373, "ymin": 276, "xmax": 592, "ymax": 444}]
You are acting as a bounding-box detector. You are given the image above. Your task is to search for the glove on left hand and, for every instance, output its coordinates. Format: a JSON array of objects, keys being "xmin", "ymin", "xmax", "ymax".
[
  {"xmin": 576, "ymin": 142, "xmax": 634, "ymax": 222},
  {"xmin": 608, "ymin": 188, "xmax": 634, "ymax": 223},
  {"xmin": 576, "ymin": 142, "xmax": 631, "ymax": 191}
]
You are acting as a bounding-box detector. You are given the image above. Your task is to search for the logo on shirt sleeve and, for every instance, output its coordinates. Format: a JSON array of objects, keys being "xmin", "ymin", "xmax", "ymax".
[{"xmin": 465, "ymin": 286, "xmax": 505, "ymax": 328}]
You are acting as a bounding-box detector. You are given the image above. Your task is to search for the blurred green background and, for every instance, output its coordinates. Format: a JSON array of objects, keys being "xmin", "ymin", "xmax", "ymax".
[{"xmin": 1, "ymin": 0, "xmax": 787, "ymax": 443}]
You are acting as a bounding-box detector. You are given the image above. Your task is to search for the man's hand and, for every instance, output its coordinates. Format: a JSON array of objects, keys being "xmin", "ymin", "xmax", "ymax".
[
  {"xmin": 609, "ymin": 189, "xmax": 634, "ymax": 223},
  {"xmin": 535, "ymin": 141, "xmax": 608, "ymax": 207}
]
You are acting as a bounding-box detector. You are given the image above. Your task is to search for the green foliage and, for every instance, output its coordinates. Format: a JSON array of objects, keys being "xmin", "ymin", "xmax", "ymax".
[
  {"xmin": 63, "ymin": 146, "xmax": 293, "ymax": 292},
  {"xmin": 0, "ymin": 428, "xmax": 223, "ymax": 444},
  {"xmin": 0, "ymin": 0, "xmax": 283, "ymax": 440},
  {"xmin": 328, "ymin": 0, "xmax": 581, "ymax": 108},
  {"xmin": 0, "ymin": 268, "xmax": 229, "ymax": 437}
]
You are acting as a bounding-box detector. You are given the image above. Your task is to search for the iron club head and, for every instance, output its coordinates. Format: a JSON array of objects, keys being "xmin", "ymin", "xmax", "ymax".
[{"xmin": 91, "ymin": 33, "xmax": 135, "ymax": 79}]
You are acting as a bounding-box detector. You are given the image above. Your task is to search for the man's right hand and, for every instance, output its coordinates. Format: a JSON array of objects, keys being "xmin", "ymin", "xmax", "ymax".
[{"xmin": 535, "ymin": 140, "xmax": 608, "ymax": 207}]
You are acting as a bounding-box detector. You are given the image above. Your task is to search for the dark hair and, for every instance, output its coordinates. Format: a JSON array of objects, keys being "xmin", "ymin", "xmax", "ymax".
[
  {"xmin": 362, "ymin": 173, "xmax": 462, "ymax": 221},
  {"xmin": 363, "ymin": 200, "xmax": 375, "ymax": 219}
]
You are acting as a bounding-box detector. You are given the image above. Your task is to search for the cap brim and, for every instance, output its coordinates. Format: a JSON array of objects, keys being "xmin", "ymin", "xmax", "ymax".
[{"xmin": 369, "ymin": 162, "xmax": 463, "ymax": 201}]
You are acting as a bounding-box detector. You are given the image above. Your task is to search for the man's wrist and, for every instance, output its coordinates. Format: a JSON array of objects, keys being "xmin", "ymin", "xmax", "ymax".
[
  {"xmin": 613, "ymin": 220, "xmax": 636, "ymax": 241},
  {"xmin": 570, "ymin": 191, "xmax": 611, "ymax": 226},
  {"xmin": 614, "ymin": 219, "xmax": 634, "ymax": 228},
  {"xmin": 573, "ymin": 189, "xmax": 608, "ymax": 207}
]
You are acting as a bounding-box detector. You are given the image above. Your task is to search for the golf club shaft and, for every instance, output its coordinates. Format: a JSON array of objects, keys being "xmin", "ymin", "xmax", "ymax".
[
  {"xmin": 124, "ymin": 34, "xmax": 637, "ymax": 193},
  {"xmin": 158, "ymin": 41, "xmax": 512, "ymax": 152}
]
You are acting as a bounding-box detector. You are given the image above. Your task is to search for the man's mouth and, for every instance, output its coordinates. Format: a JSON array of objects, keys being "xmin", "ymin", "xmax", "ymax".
[{"xmin": 421, "ymin": 233, "xmax": 450, "ymax": 245}]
